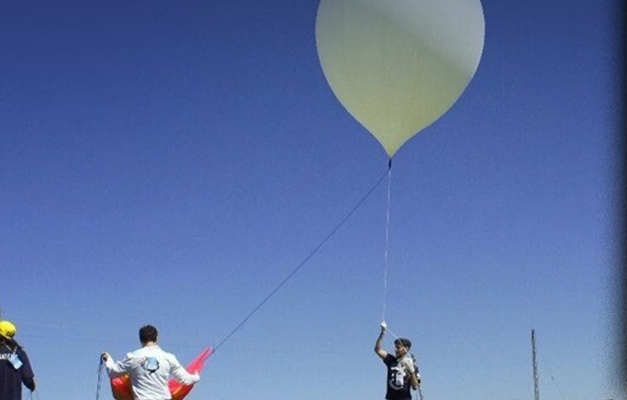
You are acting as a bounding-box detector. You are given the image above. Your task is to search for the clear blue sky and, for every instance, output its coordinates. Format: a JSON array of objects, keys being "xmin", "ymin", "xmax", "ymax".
[{"xmin": 0, "ymin": 1, "xmax": 622, "ymax": 400}]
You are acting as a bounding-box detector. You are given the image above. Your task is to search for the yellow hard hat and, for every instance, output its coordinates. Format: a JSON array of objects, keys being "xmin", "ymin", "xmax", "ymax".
[{"xmin": 0, "ymin": 320, "xmax": 17, "ymax": 340}]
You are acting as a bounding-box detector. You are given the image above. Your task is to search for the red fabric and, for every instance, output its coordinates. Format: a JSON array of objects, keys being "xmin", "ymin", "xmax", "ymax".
[
  {"xmin": 169, "ymin": 348, "xmax": 212, "ymax": 400},
  {"xmin": 110, "ymin": 347, "xmax": 213, "ymax": 400},
  {"xmin": 110, "ymin": 375, "xmax": 134, "ymax": 400}
]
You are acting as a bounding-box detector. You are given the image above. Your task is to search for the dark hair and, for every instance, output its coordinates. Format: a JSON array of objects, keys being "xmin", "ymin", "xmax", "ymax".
[
  {"xmin": 394, "ymin": 337, "xmax": 412, "ymax": 350},
  {"xmin": 0, "ymin": 337, "xmax": 20, "ymax": 350},
  {"xmin": 139, "ymin": 325, "xmax": 158, "ymax": 344}
]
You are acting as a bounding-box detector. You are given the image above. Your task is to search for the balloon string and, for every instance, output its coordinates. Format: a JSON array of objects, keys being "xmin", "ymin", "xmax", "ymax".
[
  {"xmin": 382, "ymin": 159, "xmax": 393, "ymax": 323},
  {"xmin": 96, "ymin": 358, "xmax": 103, "ymax": 400},
  {"xmin": 213, "ymin": 167, "xmax": 390, "ymax": 352}
]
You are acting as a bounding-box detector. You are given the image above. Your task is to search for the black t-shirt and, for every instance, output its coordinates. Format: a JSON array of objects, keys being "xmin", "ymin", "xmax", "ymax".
[
  {"xmin": 0, "ymin": 343, "xmax": 35, "ymax": 400},
  {"xmin": 383, "ymin": 354, "xmax": 412, "ymax": 400}
]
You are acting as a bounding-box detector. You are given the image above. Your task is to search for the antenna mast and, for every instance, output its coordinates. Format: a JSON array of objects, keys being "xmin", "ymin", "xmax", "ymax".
[{"xmin": 531, "ymin": 329, "xmax": 540, "ymax": 400}]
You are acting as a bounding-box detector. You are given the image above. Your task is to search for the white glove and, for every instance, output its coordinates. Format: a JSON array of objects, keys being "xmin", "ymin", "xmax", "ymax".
[
  {"xmin": 380, "ymin": 321, "xmax": 387, "ymax": 331},
  {"xmin": 400, "ymin": 357, "xmax": 415, "ymax": 373}
]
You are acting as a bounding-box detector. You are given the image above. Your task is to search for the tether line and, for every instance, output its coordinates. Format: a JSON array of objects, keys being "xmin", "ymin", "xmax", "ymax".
[
  {"xmin": 95, "ymin": 358, "xmax": 103, "ymax": 400},
  {"xmin": 382, "ymin": 158, "xmax": 393, "ymax": 323},
  {"xmin": 213, "ymin": 167, "xmax": 389, "ymax": 352}
]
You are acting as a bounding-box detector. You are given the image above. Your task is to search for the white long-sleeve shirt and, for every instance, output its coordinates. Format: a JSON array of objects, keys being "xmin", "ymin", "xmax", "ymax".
[{"xmin": 105, "ymin": 345, "xmax": 199, "ymax": 400}]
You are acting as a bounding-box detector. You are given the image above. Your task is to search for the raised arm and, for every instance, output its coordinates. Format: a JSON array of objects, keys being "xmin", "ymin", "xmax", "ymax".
[{"xmin": 374, "ymin": 322, "xmax": 388, "ymax": 359}]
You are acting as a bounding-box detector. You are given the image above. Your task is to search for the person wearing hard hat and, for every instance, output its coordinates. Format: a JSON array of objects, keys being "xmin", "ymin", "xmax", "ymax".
[{"xmin": 0, "ymin": 320, "xmax": 36, "ymax": 400}]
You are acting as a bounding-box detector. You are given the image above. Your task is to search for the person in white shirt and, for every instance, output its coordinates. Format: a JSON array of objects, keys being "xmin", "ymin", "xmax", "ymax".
[{"xmin": 102, "ymin": 325, "xmax": 199, "ymax": 400}]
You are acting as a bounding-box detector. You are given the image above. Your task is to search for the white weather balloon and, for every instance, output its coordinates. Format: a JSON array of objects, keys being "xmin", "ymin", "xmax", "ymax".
[{"xmin": 316, "ymin": 0, "xmax": 485, "ymax": 157}]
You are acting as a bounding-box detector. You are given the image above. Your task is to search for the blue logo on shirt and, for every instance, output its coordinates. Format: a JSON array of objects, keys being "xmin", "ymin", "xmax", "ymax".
[{"xmin": 142, "ymin": 357, "xmax": 160, "ymax": 373}]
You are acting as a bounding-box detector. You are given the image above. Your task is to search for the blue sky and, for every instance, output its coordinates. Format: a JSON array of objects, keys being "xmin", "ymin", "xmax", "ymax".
[{"xmin": 0, "ymin": 1, "xmax": 622, "ymax": 400}]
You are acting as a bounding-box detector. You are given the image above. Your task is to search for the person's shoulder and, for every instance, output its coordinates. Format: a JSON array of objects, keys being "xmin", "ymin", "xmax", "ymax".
[
  {"xmin": 2, "ymin": 341, "xmax": 26, "ymax": 354},
  {"xmin": 126, "ymin": 347, "xmax": 145, "ymax": 358},
  {"xmin": 383, "ymin": 353, "xmax": 396, "ymax": 363},
  {"xmin": 146, "ymin": 345, "xmax": 174, "ymax": 358},
  {"xmin": 157, "ymin": 348, "xmax": 183, "ymax": 365},
  {"xmin": 162, "ymin": 349, "xmax": 178, "ymax": 360},
  {"xmin": 1, "ymin": 339, "xmax": 21, "ymax": 349}
]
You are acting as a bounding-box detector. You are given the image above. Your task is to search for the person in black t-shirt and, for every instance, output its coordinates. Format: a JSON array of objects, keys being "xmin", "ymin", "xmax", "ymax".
[
  {"xmin": 374, "ymin": 322, "xmax": 420, "ymax": 400},
  {"xmin": 0, "ymin": 320, "xmax": 35, "ymax": 400}
]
